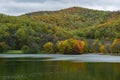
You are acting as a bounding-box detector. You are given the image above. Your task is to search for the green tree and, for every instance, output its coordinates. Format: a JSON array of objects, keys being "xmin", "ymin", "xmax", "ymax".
[
  {"xmin": 92, "ymin": 39, "xmax": 101, "ymax": 53},
  {"xmin": 110, "ymin": 39, "xmax": 120, "ymax": 54},
  {"xmin": 83, "ymin": 40, "xmax": 89, "ymax": 53},
  {"xmin": 95, "ymin": 30, "xmax": 100, "ymax": 39}
]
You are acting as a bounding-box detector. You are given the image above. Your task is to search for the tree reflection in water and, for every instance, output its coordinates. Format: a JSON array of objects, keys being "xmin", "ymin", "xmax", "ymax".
[{"xmin": 0, "ymin": 58, "xmax": 120, "ymax": 80}]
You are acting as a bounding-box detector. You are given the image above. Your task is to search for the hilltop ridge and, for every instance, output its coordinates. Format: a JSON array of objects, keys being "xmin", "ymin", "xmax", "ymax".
[{"xmin": 25, "ymin": 6, "xmax": 109, "ymax": 16}]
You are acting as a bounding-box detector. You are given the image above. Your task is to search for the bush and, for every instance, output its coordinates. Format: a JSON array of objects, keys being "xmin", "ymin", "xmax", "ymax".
[
  {"xmin": 0, "ymin": 42, "xmax": 9, "ymax": 52},
  {"xmin": 21, "ymin": 45, "xmax": 30, "ymax": 54},
  {"xmin": 110, "ymin": 39, "xmax": 120, "ymax": 53},
  {"xmin": 29, "ymin": 43, "xmax": 39, "ymax": 53}
]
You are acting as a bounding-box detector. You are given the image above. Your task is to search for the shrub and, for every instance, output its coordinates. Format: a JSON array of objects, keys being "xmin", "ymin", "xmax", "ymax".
[
  {"xmin": 21, "ymin": 45, "xmax": 30, "ymax": 54},
  {"xmin": 29, "ymin": 43, "xmax": 39, "ymax": 53},
  {"xmin": 0, "ymin": 42, "xmax": 9, "ymax": 52}
]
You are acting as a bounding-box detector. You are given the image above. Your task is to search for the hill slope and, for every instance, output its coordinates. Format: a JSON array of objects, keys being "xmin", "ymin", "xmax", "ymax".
[
  {"xmin": 25, "ymin": 7, "xmax": 111, "ymax": 29},
  {"xmin": 25, "ymin": 7, "xmax": 120, "ymax": 39},
  {"xmin": 0, "ymin": 6, "xmax": 120, "ymax": 50}
]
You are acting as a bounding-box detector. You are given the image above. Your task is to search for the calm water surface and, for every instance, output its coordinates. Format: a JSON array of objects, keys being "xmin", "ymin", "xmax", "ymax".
[{"xmin": 0, "ymin": 54, "xmax": 120, "ymax": 80}]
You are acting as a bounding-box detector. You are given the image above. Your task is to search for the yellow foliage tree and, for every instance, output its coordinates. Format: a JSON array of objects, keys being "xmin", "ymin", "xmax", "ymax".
[
  {"xmin": 43, "ymin": 42, "xmax": 54, "ymax": 53},
  {"xmin": 56, "ymin": 39, "xmax": 75, "ymax": 54},
  {"xmin": 100, "ymin": 45, "xmax": 106, "ymax": 53}
]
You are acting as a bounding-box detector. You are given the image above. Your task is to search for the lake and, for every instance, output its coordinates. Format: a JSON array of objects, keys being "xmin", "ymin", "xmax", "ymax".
[{"xmin": 0, "ymin": 54, "xmax": 120, "ymax": 80}]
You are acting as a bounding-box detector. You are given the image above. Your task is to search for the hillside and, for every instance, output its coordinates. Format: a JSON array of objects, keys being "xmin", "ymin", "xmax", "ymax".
[
  {"xmin": 25, "ymin": 7, "xmax": 120, "ymax": 39},
  {"xmin": 25, "ymin": 7, "xmax": 111, "ymax": 29},
  {"xmin": 0, "ymin": 6, "xmax": 120, "ymax": 53}
]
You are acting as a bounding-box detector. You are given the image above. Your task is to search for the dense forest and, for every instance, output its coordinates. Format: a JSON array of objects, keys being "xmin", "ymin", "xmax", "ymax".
[{"xmin": 0, "ymin": 7, "xmax": 120, "ymax": 54}]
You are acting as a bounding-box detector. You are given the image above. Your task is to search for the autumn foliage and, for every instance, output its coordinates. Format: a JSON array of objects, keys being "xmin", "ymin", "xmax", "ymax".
[
  {"xmin": 100, "ymin": 45, "xmax": 106, "ymax": 53},
  {"xmin": 73, "ymin": 40, "xmax": 84, "ymax": 54},
  {"xmin": 43, "ymin": 42, "xmax": 54, "ymax": 53},
  {"xmin": 56, "ymin": 39, "xmax": 85, "ymax": 54}
]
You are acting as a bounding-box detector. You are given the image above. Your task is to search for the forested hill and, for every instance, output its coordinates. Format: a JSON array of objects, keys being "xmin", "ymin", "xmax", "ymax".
[
  {"xmin": 25, "ymin": 7, "xmax": 120, "ymax": 39},
  {"xmin": 0, "ymin": 6, "xmax": 120, "ymax": 52},
  {"xmin": 25, "ymin": 7, "xmax": 111, "ymax": 29}
]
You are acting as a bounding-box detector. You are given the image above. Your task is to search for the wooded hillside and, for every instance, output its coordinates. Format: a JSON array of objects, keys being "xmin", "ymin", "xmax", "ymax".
[{"xmin": 0, "ymin": 7, "xmax": 120, "ymax": 53}]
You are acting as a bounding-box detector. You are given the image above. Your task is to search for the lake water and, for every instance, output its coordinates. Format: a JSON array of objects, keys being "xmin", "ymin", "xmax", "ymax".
[{"xmin": 0, "ymin": 54, "xmax": 120, "ymax": 80}]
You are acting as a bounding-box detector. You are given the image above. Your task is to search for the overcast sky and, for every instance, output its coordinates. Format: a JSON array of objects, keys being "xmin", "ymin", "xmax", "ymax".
[{"xmin": 0, "ymin": 0, "xmax": 120, "ymax": 16}]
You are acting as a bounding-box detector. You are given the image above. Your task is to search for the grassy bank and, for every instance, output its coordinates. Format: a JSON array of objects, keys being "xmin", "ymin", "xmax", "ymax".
[
  {"xmin": 1, "ymin": 50, "xmax": 23, "ymax": 54},
  {"xmin": 0, "ymin": 50, "xmax": 46, "ymax": 54}
]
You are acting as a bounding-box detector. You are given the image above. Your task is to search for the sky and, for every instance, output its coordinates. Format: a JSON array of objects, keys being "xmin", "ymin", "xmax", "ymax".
[{"xmin": 0, "ymin": 0, "xmax": 120, "ymax": 16}]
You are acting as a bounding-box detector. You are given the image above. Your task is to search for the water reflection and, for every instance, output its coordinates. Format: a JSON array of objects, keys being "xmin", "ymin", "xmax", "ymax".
[{"xmin": 0, "ymin": 58, "xmax": 120, "ymax": 80}]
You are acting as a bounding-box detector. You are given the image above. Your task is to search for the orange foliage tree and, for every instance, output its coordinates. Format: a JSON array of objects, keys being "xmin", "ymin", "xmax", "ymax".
[{"xmin": 73, "ymin": 40, "xmax": 85, "ymax": 54}]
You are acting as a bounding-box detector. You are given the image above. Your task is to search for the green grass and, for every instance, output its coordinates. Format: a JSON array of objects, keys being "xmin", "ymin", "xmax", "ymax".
[
  {"xmin": 2, "ymin": 50, "xmax": 23, "ymax": 54},
  {"xmin": 0, "ymin": 50, "xmax": 54, "ymax": 54}
]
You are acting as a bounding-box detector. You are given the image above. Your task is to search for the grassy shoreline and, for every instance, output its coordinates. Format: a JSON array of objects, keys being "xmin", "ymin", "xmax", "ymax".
[
  {"xmin": 1, "ymin": 50, "xmax": 23, "ymax": 54},
  {"xmin": 0, "ymin": 50, "xmax": 120, "ymax": 56},
  {"xmin": 0, "ymin": 50, "xmax": 46, "ymax": 54}
]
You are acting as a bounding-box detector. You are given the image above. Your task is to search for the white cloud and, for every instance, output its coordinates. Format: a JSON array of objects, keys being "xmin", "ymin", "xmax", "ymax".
[{"xmin": 0, "ymin": 0, "xmax": 120, "ymax": 16}]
